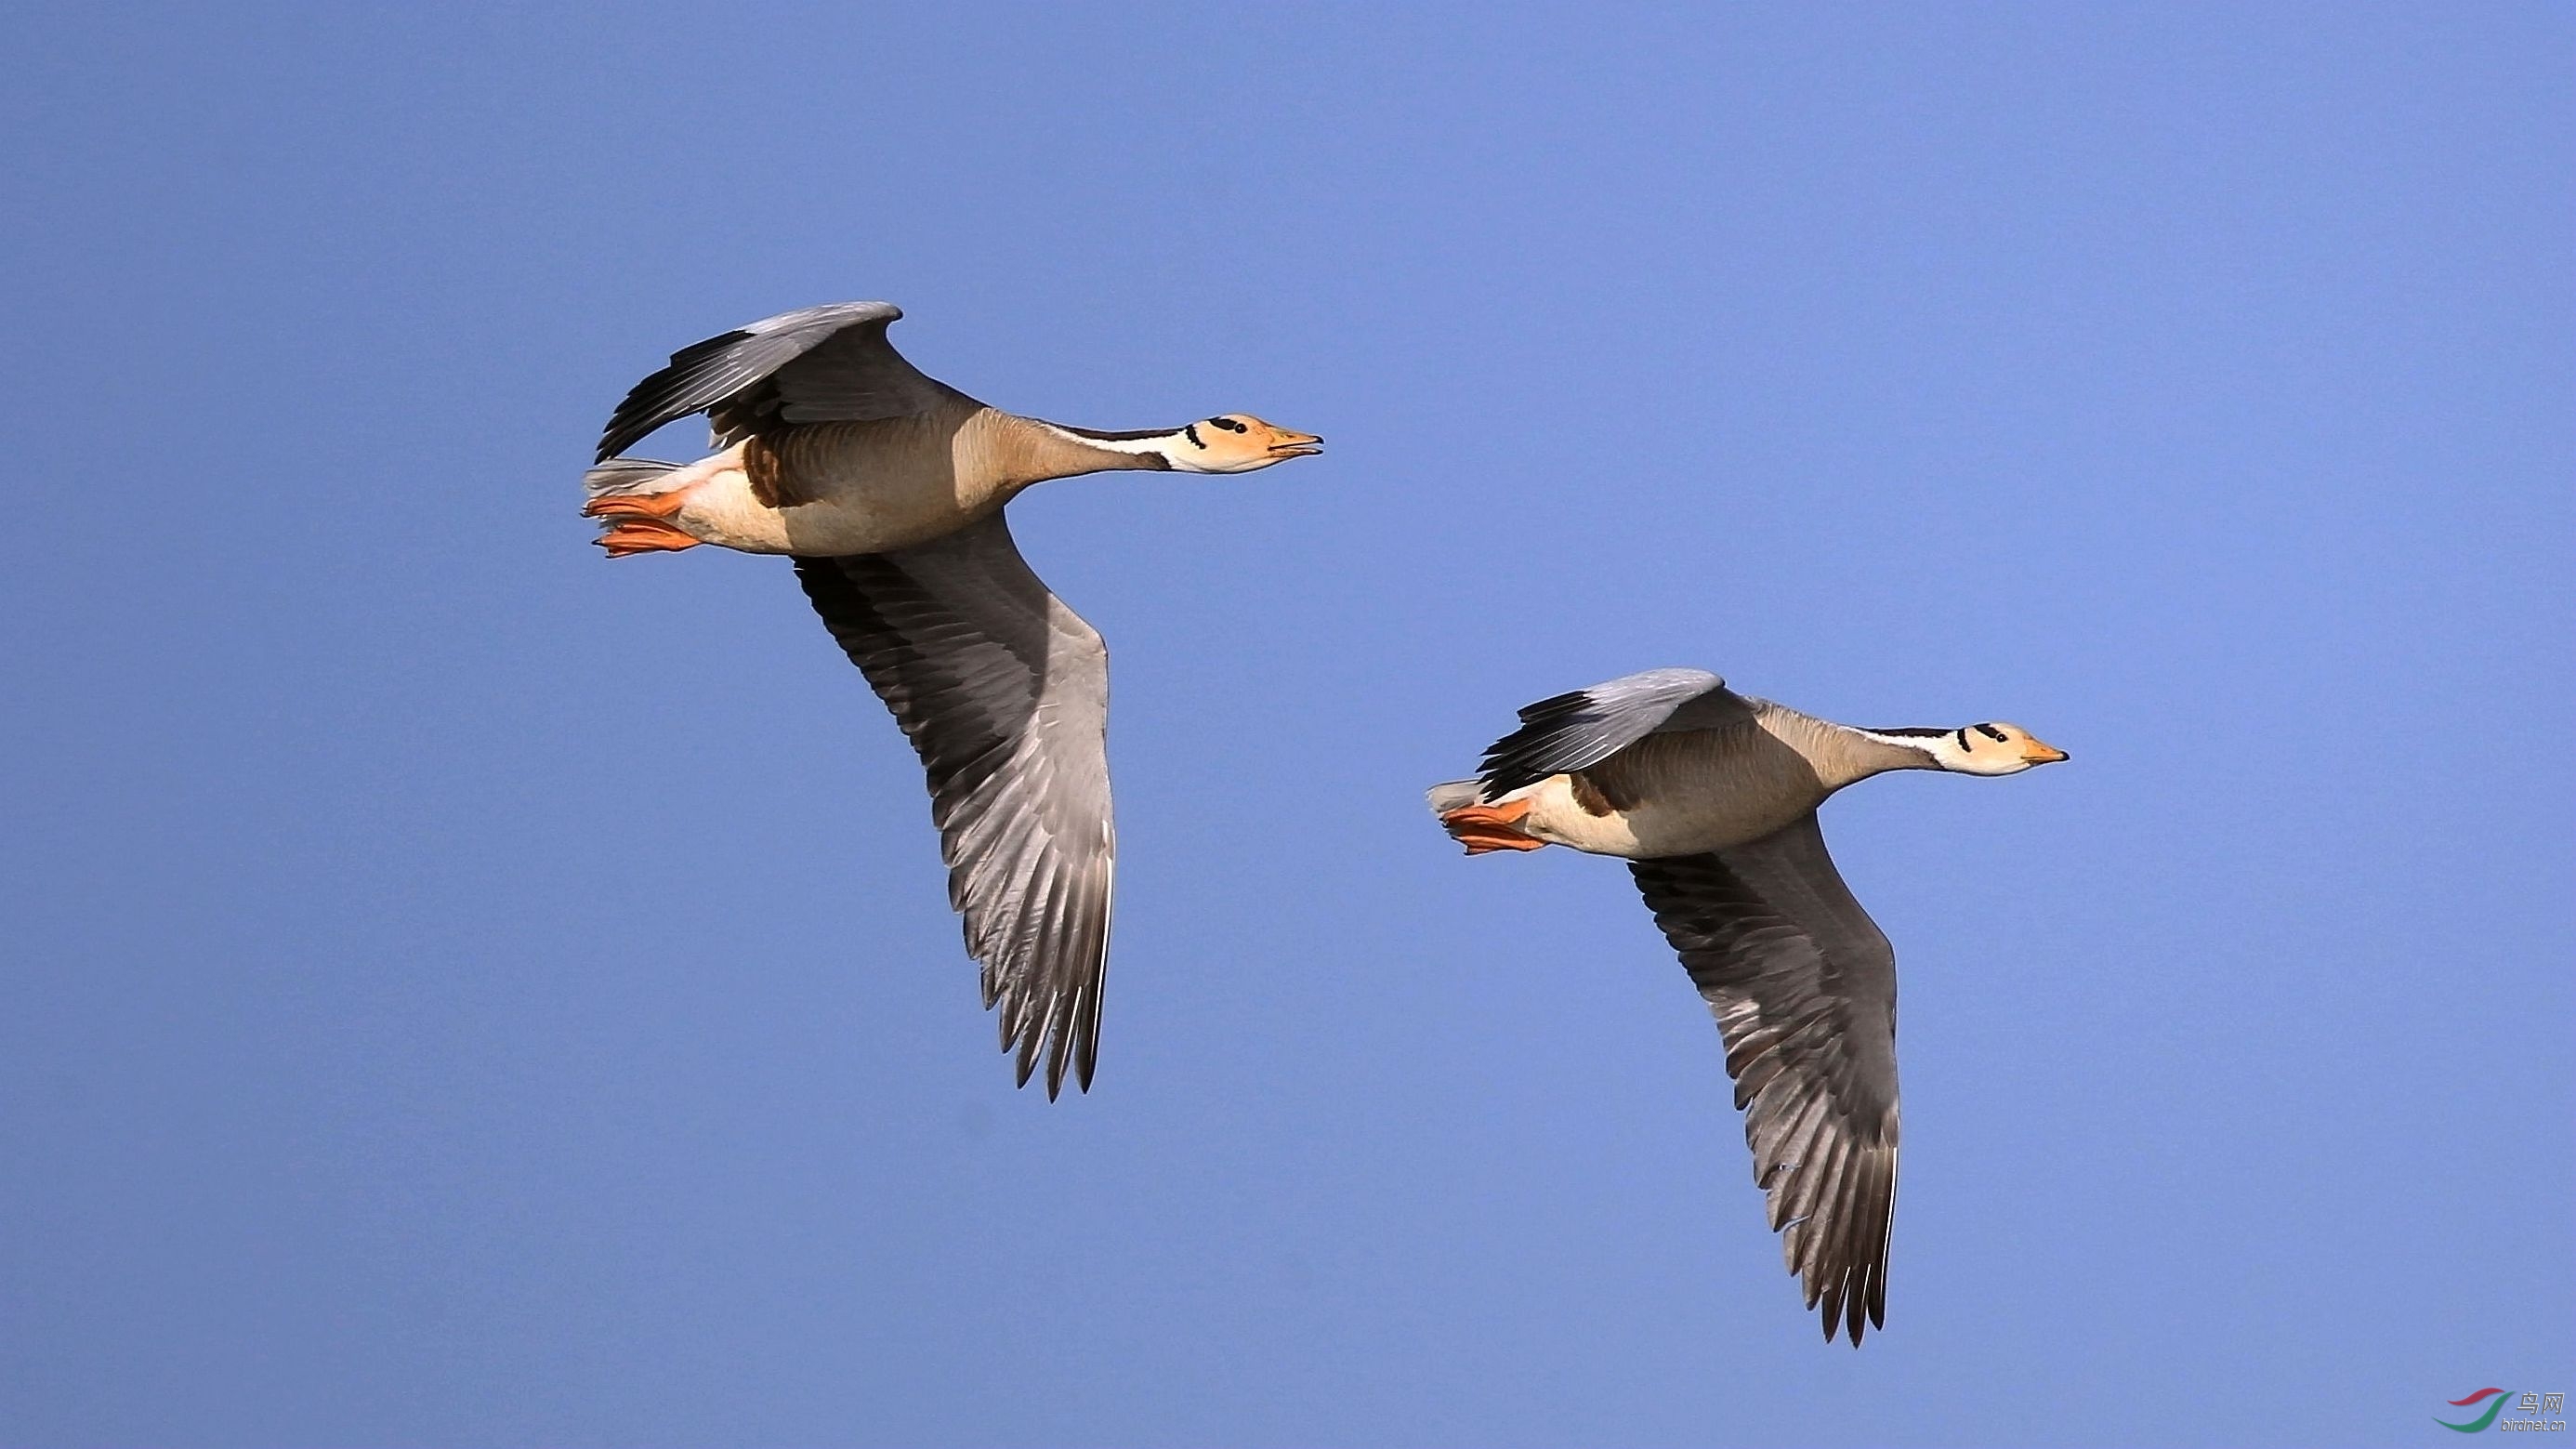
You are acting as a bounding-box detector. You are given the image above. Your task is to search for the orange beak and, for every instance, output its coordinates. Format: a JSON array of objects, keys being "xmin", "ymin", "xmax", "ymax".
[{"xmin": 1262, "ymin": 427, "xmax": 1322, "ymax": 459}]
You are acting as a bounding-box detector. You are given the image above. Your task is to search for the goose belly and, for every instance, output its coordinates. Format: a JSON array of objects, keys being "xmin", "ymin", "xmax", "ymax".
[
  {"xmin": 1517, "ymin": 771, "xmax": 1824, "ymax": 860},
  {"xmin": 670, "ymin": 428, "xmax": 999, "ymax": 556},
  {"xmin": 674, "ymin": 470, "xmax": 983, "ymax": 555}
]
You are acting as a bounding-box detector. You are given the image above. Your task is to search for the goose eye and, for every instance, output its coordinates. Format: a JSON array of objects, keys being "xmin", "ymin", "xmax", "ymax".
[
  {"xmin": 1976, "ymin": 723, "xmax": 2008, "ymax": 742},
  {"xmin": 1208, "ymin": 416, "xmax": 1248, "ymax": 433}
]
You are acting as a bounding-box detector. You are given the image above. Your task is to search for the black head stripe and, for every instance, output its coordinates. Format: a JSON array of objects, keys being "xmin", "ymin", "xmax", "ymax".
[
  {"xmin": 1184, "ymin": 423, "xmax": 1205, "ymax": 449},
  {"xmin": 1976, "ymin": 723, "xmax": 2008, "ymax": 742},
  {"xmin": 1209, "ymin": 415, "xmax": 1249, "ymax": 432},
  {"xmin": 1955, "ymin": 727, "xmax": 1971, "ymax": 751}
]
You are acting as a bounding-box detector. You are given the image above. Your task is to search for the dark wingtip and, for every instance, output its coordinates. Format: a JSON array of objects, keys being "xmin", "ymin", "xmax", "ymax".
[
  {"xmin": 1514, "ymin": 688, "xmax": 1591, "ymax": 725},
  {"xmin": 1834, "ymin": 1285, "xmax": 1883, "ymax": 1347},
  {"xmin": 1039, "ymin": 1021, "xmax": 1098, "ymax": 1100}
]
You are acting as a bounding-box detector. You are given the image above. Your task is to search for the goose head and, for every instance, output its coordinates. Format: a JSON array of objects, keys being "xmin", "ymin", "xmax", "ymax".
[
  {"xmin": 1924, "ymin": 721, "xmax": 2070, "ymax": 776},
  {"xmin": 1167, "ymin": 415, "xmax": 1322, "ymax": 473}
]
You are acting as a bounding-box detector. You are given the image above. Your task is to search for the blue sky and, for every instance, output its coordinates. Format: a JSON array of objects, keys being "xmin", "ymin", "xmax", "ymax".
[{"xmin": 2, "ymin": 5, "xmax": 2568, "ymax": 1445}]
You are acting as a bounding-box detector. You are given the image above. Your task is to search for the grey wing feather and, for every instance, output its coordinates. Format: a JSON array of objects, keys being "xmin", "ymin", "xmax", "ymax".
[
  {"xmin": 1478, "ymin": 667, "xmax": 1751, "ymax": 796},
  {"xmin": 597, "ymin": 301, "xmax": 952, "ymax": 461},
  {"xmin": 793, "ymin": 515, "xmax": 1114, "ymax": 1098},
  {"xmin": 1628, "ymin": 813, "xmax": 1899, "ymax": 1345}
]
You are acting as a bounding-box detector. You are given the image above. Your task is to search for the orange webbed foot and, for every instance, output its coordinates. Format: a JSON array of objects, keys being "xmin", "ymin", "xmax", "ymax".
[
  {"xmin": 595, "ymin": 519, "xmax": 702, "ymax": 557},
  {"xmin": 583, "ymin": 490, "xmax": 691, "ymax": 521},
  {"xmin": 1439, "ymin": 800, "xmax": 1546, "ymax": 855}
]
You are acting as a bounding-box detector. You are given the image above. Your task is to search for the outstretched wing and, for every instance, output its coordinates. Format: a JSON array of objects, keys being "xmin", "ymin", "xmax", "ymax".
[
  {"xmin": 1479, "ymin": 667, "xmax": 1753, "ymax": 796},
  {"xmin": 1628, "ymin": 814, "xmax": 1900, "ymax": 1345},
  {"xmin": 793, "ymin": 515, "xmax": 1114, "ymax": 1098},
  {"xmin": 598, "ymin": 301, "xmax": 953, "ymax": 461}
]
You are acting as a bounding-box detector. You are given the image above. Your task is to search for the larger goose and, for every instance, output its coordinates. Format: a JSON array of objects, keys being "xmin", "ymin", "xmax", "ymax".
[
  {"xmin": 1426, "ymin": 668, "xmax": 2066, "ymax": 1344},
  {"xmin": 586, "ymin": 301, "xmax": 1321, "ymax": 1096}
]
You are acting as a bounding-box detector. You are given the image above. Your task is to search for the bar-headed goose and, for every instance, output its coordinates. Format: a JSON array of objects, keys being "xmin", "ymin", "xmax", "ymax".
[
  {"xmin": 1425, "ymin": 668, "xmax": 2066, "ymax": 1344},
  {"xmin": 586, "ymin": 301, "xmax": 1320, "ymax": 1097}
]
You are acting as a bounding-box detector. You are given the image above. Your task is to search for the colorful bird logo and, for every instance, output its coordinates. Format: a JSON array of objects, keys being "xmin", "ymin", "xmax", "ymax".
[{"xmin": 2437, "ymin": 1388, "xmax": 2510, "ymax": 1433}]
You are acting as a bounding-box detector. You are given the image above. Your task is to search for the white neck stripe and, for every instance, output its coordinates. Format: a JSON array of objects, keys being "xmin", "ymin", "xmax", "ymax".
[{"xmin": 1035, "ymin": 421, "xmax": 1179, "ymax": 458}]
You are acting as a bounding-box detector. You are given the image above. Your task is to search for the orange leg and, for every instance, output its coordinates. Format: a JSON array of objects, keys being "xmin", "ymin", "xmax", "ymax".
[
  {"xmin": 1439, "ymin": 799, "xmax": 1547, "ymax": 855},
  {"xmin": 595, "ymin": 519, "xmax": 702, "ymax": 557},
  {"xmin": 584, "ymin": 490, "xmax": 690, "ymax": 521}
]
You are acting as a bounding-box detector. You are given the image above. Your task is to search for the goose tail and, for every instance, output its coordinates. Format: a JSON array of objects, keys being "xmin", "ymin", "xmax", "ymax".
[
  {"xmin": 1425, "ymin": 779, "xmax": 1484, "ymax": 815},
  {"xmin": 584, "ymin": 457, "xmax": 686, "ymax": 498}
]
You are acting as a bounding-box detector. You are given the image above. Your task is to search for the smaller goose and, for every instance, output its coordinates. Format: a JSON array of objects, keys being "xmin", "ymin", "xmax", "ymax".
[
  {"xmin": 1426, "ymin": 668, "xmax": 2066, "ymax": 1344},
  {"xmin": 585, "ymin": 301, "xmax": 1321, "ymax": 1097}
]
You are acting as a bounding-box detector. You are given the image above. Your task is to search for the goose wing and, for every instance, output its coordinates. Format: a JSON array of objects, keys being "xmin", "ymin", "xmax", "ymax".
[
  {"xmin": 598, "ymin": 300, "xmax": 953, "ymax": 460},
  {"xmin": 1628, "ymin": 813, "xmax": 1899, "ymax": 1345},
  {"xmin": 793, "ymin": 514, "xmax": 1113, "ymax": 1098},
  {"xmin": 1479, "ymin": 667, "xmax": 1754, "ymax": 796}
]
